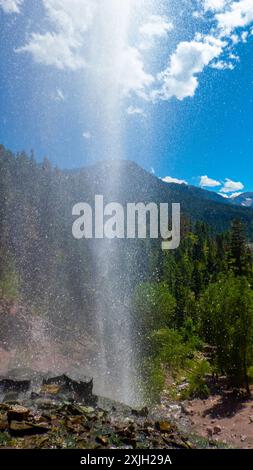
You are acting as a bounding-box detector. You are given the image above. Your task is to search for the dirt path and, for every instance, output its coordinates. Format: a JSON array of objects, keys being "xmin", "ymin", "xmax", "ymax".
[{"xmin": 186, "ymin": 389, "xmax": 253, "ymax": 448}]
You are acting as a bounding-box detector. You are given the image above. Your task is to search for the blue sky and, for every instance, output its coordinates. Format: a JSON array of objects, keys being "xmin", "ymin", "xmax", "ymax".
[{"xmin": 0, "ymin": 0, "xmax": 252, "ymax": 197}]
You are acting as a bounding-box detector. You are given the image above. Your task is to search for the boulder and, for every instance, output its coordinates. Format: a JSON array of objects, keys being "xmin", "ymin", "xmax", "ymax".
[
  {"xmin": 0, "ymin": 370, "xmax": 97, "ymax": 405},
  {"xmin": 132, "ymin": 406, "xmax": 149, "ymax": 417},
  {"xmin": 42, "ymin": 373, "xmax": 97, "ymax": 405},
  {"xmin": 7, "ymin": 405, "xmax": 30, "ymax": 422},
  {"xmin": 3, "ymin": 391, "xmax": 20, "ymax": 403},
  {"xmin": 0, "ymin": 368, "xmax": 43, "ymax": 396},
  {"xmin": 0, "ymin": 378, "xmax": 30, "ymax": 394},
  {"xmin": 41, "ymin": 384, "xmax": 61, "ymax": 395},
  {"xmin": 9, "ymin": 421, "xmax": 49, "ymax": 436},
  {"xmin": 156, "ymin": 421, "xmax": 173, "ymax": 433}
]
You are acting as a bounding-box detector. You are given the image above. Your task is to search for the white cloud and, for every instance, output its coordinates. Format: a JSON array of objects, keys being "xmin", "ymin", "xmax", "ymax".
[
  {"xmin": 216, "ymin": 0, "xmax": 253, "ymax": 35},
  {"xmin": 241, "ymin": 30, "xmax": 249, "ymax": 42},
  {"xmin": 17, "ymin": 32, "xmax": 86, "ymax": 70},
  {"xmin": 0, "ymin": 0, "xmax": 22, "ymax": 13},
  {"xmin": 17, "ymin": 0, "xmax": 95, "ymax": 70},
  {"xmin": 153, "ymin": 39, "xmax": 223, "ymax": 101},
  {"xmin": 13, "ymin": 0, "xmax": 253, "ymax": 104},
  {"xmin": 117, "ymin": 47, "xmax": 154, "ymax": 97},
  {"xmin": 230, "ymin": 33, "xmax": 240, "ymax": 43},
  {"xmin": 202, "ymin": 0, "xmax": 227, "ymax": 12},
  {"xmin": 229, "ymin": 52, "xmax": 240, "ymax": 60},
  {"xmin": 220, "ymin": 178, "xmax": 244, "ymax": 193},
  {"xmin": 16, "ymin": 2, "xmax": 153, "ymax": 97},
  {"xmin": 43, "ymin": 0, "xmax": 95, "ymax": 36},
  {"xmin": 162, "ymin": 176, "xmax": 188, "ymax": 185},
  {"xmin": 200, "ymin": 175, "xmax": 221, "ymax": 187},
  {"xmin": 126, "ymin": 105, "xmax": 146, "ymax": 117},
  {"xmin": 194, "ymin": 33, "xmax": 227, "ymax": 47},
  {"xmin": 82, "ymin": 131, "xmax": 92, "ymax": 140},
  {"xmin": 139, "ymin": 15, "xmax": 173, "ymax": 38},
  {"xmin": 210, "ymin": 59, "xmax": 235, "ymax": 69}
]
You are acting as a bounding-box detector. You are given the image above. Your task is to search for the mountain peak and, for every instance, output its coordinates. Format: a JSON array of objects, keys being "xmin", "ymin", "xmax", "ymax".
[{"xmin": 232, "ymin": 193, "xmax": 253, "ymax": 208}]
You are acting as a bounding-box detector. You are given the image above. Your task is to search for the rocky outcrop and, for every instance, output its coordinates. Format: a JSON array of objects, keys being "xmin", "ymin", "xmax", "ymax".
[
  {"xmin": 42, "ymin": 373, "xmax": 96, "ymax": 405},
  {"xmin": 0, "ymin": 369, "xmax": 97, "ymax": 406}
]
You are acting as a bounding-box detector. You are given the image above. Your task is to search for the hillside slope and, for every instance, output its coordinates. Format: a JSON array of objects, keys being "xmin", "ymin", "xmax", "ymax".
[{"xmin": 66, "ymin": 159, "xmax": 253, "ymax": 236}]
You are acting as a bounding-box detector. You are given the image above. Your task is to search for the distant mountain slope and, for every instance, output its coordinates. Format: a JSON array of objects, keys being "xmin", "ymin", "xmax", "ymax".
[
  {"xmin": 66, "ymin": 160, "xmax": 253, "ymax": 237},
  {"xmin": 231, "ymin": 192, "xmax": 253, "ymax": 208}
]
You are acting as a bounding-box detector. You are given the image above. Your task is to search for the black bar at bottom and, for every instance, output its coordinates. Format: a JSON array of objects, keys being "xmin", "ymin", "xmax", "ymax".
[{"xmin": 0, "ymin": 449, "xmax": 252, "ymax": 467}]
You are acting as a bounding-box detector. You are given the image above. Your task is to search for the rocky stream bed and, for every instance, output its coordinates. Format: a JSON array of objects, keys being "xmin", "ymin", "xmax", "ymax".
[{"xmin": 0, "ymin": 369, "xmax": 218, "ymax": 450}]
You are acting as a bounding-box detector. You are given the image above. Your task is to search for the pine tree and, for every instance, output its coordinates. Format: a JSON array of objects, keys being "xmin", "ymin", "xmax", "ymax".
[
  {"xmin": 229, "ymin": 219, "xmax": 252, "ymax": 276},
  {"xmin": 198, "ymin": 274, "xmax": 253, "ymax": 393}
]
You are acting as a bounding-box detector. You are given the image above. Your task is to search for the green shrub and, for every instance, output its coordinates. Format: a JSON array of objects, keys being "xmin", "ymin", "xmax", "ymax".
[
  {"xmin": 146, "ymin": 358, "xmax": 165, "ymax": 403},
  {"xmin": 133, "ymin": 282, "xmax": 176, "ymax": 331},
  {"xmin": 182, "ymin": 360, "xmax": 211, "ymax": 399},
  {"xmin": 198, "ymin": 274, "xmax": 253, "ymax": 393},
  {"xmin": 152, "ymin": 327, "xmax": 191, "ymax": 370}
]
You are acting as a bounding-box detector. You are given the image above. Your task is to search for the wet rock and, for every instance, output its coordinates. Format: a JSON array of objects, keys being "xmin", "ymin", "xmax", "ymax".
[
  {"xmin": 35, "ymin": 415, "xmax": 51, "ymax": 424},
  {"xmin": 132, "ymin": 406, "xmax": 149, "ymax": 417},
  {"xmin": 7, "ymin": 405, "xmax": 30, "ymax": 422},
  {"xmin": 79, "ymin": 406, "xmax": 95, "ymax": 415},
  {"xmin": 156, "ymin": 421, "xmax": 173, "ymax": 433},
  {"xmin": 61, "ymin": 403, "xmax": 84, "ymax": 416},
  {"xmin": 96, "ymin": 435, "xmax": 109, "ymax": 446},
  {"xmin": 41, "ymin": 384, "xmax": 61, "ymax": 395},
  {"xmin": 142, "ymin": 426, "xmax": 154, "ymax": 436},
  {"xmin": 3, "ymin": 391, "xmax": 20, "ymax": 403},
  {"xmin": 68, "ymin": 416, "xmax": 85, "ymax": 426},
  {"xmin": 42, "ymin": 374, "xmax": 97, "ymax": 405},
  {"xmin": 144, "ymin": 420, "xmax": 153, "ymax": 428},
  {"xmin": 0, "ymin": 393, "xmax": 199, "ymax": 449},
  {"xmin": 33, "ymin": 398, "xmax": 59, "ymax": 409},
  {"xmin": 0, "ymin": 378, "xmax": 30, "ymax": 394},
  {"xmin": 65, "ymin": 415, "xmax": 86, "ymax": 432},
  {"xmin": 0, "ymin": 404, "xmax": 10, "ymax": 411},
  {"xmin": 162, "ymin": 435, "xmax": 192, "ymax": 449},
  {"xmin": 1, "ymin": 368, "xmax": 44, "ymax": 391},
  {"xmin": 213, "ymin": 425, "xmax": 221, "ymax": 434},
  {"xmin": 122, "ymin": 417, "xmax": 135, "ymax": 426},
  {"xmin": 9, "ymin": 421, "xmax": 49, "ymax": 437}
]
